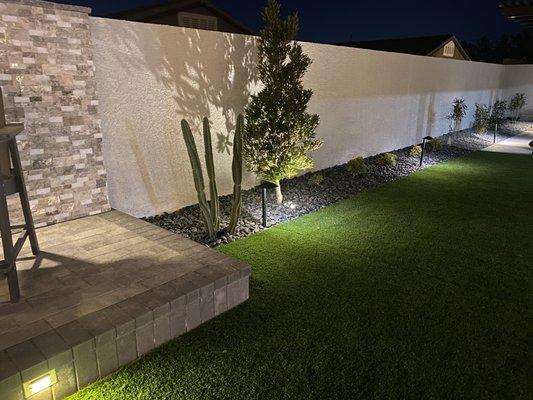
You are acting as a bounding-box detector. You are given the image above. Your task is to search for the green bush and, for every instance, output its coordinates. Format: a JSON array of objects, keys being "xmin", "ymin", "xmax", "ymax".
[
  {"xmin": 489, "ymin": 100, "xmax": 507, "ymax": 128},
  {"xmin": 409, "ymin": 145, "xmax": 422, "ymax": 157},
  {"xmin": 509, "ymin": 93, "xmax": 526, "ymax": 121},
  {"xmin": 473, "ymin": 103, "xmax": 490, "ymax": 134},
  {"xmin": 427, "ymin": 139, "xmax": 443, "ymax": 152},
  {"xmin": 308, "ymin": 174, "xmax": 324, "ymax": 186},
  {"xmin": 375, "ymin": 153, "xmax": 397, "ymax": 167},
  {"xmin": 346, "ymin": 156, "xmax": 368, "ymax": 175},
  {"xmin": 446, "ymin": 98, "xmax": 467, "ymax": 132}
]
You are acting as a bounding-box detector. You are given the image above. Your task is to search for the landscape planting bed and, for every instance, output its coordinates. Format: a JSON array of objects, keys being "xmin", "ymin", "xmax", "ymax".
[{"xmin": 146, "ymin": 122, "xmax": 531, "ymax": 245}]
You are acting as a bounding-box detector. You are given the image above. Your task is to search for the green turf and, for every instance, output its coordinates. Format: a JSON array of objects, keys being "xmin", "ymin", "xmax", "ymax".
[{"xmin": 70, "ymin": 151, "xmax": 532, "ymax": 400}]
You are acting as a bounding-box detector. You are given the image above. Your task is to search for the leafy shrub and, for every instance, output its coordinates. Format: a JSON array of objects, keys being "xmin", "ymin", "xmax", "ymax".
[
  {"xmin": 374, "ymin": 153, "xmax": 397, "ymax": 167},
  {"xmin": 473, "ymin": 103, "xmax": 490, "ymax": 134},
  {"xmin": 509, "ymin": 93, "xmax": 526, "ymax": 121},
  {"xmin": 427, "ymin": 139, "xmax": 443, "ymax": 152},
  {"xmin": 446, "ymin": 98, "xmax": 468, "ymax": 131},
  {"xmin": 346, "ymin": 156, "xmax": 368, "ymax": 175},
  {"xmin": 308, "ymin": 174, "xmax": 324, "ymax": 186},
  {"xmin": 409, "ymin": 145, "xmax": 422, "ymax": 157},
  {"xmin": 489, "ymin": 100, "xmax": 507, "ymax": 128}
]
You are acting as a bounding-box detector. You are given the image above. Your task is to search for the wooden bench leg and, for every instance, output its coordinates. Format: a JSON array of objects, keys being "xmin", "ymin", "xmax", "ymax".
[
  {"xmin": 0, "ymin": 177, "xmax": 19, "ymax": 302},
  {"xmin": 9, "ymin": 139, "xmax": 39, "ymax": 255}
]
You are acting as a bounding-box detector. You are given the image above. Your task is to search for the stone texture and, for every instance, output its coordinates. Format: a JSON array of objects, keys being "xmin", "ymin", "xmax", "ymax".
[{"xmin": 0, "ymin": 0, "xmax": 109, "ymax": 226}]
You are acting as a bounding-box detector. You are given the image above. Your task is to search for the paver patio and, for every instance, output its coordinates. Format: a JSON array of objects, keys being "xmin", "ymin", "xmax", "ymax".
[{"xmin": 0, "ymin": 210, "xmax": 250, "ymax": 400}]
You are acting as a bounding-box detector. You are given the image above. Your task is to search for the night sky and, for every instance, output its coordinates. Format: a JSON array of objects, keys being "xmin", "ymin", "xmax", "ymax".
[{"xmin": 54, "ymin": 0, "xmax": 522, "ymax": 43}]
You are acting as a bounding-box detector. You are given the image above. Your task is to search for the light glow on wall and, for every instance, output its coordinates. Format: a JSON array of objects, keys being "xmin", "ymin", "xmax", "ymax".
[{"xmin": 23, "ymin": 370, "xmax": 57, "ymax": 397}]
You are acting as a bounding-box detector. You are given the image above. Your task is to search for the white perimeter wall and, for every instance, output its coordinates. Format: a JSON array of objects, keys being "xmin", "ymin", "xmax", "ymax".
[
  {"xmin": 90, "ymin": 17, "xmax": 533, "ymax": 217},
  {"xmin": 501, "ymin": 65, "xmax": 533, "ymax": 119}
]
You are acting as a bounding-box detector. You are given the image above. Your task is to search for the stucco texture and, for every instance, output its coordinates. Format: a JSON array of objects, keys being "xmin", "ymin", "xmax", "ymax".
[
  {"xmin": 502, "ymin": 65, "xmax": 533, "ymax": 120},
  {"xmin": 91, "ymin": 17, "xmax": 532, "ymax": 218},
  {"xmin": 91, "ymin": 17, "xmax": 258, "ymax": 217}
]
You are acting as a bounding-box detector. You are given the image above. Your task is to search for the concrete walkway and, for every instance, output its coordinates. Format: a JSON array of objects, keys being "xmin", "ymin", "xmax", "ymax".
[{"xmin": 483, "ymin": 129, "xmax": 533, "ymax": 155}]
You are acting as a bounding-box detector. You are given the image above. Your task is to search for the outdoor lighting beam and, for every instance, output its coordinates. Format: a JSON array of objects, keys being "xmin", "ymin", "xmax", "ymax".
[
  {"xmin": 23, "ymin": 370, "xmax": 57, "ymax": 397},
  {"xmin": 419, "ymin": 136, "xmax": 433, "ymax": 167},
  {"xmin": 259, "ymin": 181, "xmax": 278, "ymax": 227}
]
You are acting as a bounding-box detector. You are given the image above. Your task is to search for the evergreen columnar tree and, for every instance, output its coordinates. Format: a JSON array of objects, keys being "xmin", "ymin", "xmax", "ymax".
[{"xmin": 244, "ymin": 0, "xmax": 322, "ymax": 203}]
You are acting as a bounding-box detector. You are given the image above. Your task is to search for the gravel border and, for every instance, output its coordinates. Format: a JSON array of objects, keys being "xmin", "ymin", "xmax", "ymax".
[{"xmin": 145, "ymin": 121, "xmax": 532, "ymax": 246}]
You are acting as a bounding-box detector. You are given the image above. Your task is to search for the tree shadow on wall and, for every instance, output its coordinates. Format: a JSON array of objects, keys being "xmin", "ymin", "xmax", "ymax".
[{"xmin": 102, "ymin": 22, "xmax": 258, "ymax": 151}]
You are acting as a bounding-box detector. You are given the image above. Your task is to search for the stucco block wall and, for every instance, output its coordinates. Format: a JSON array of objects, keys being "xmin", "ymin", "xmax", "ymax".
[
  {"xmin": 301, "ymin": 44, "xmax": 511, "ymax": 169},
  {"xmin": 502, "ymin": 65, "xmax": 533, "ymax": 119},
  {"xmin": 90, "ymin": 17, "xmax": 258, "ymax": 218},
  {"xmin": 0, "ymin": 0, "xmax": 109, "ymax": 226},
  {"xmin": 91, "ymin": 17, "xmax": 533, "ymax": 219}
]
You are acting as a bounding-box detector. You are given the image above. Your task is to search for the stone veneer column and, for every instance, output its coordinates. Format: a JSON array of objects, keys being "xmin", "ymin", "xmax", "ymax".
[{"xmin": 0, "ymin": 0, "xmax": 109, "ymax": 226}]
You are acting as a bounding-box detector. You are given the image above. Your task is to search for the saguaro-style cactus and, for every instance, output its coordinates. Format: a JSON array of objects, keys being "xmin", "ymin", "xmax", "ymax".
[
  {"xmin": 181, "ymin": 119, "xmax": 215, "ymax": 240},
  {"xmin": 228, "ymin": 114, "xmax": 244, "ymax": 234},
  {"xmin": 203, "ymin": 117, "xmax": 220, "ymax": 231}
]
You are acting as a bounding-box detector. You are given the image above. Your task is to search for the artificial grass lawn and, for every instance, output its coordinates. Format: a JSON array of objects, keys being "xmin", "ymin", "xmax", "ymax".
[{"xmin": 71, "ymin": 151, "xmax": 532, "ymax": 400}]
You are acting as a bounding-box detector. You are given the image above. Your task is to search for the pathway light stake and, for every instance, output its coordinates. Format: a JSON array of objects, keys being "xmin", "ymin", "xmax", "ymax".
[
  {"xmin": 259, "ymin": 181, "xmax": 278, "ymax": 227},
  {"xmin": 419, "ymin": 136, "xmax": 433, "ymax": 167},
  {"xmin": 494, "ymin": 124, "xmax": 498, "ymax": 143}
]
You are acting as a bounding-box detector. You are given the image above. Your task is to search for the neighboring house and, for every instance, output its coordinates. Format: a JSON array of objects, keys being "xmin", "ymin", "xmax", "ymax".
[
  {"xmin": 500, "ymin": 1, "xmax": 533, "ymax": 29},
  {"xmin": 337, "ymin": 34, "xmax": 471, "ymax": 61},
  {"xmin": 109, "ymin": 0, "xmax": 254, "ymax": 35}
]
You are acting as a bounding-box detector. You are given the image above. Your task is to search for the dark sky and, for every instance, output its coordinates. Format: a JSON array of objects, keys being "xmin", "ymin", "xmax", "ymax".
[{"xmin": 55, "ymin": 0, "xmax": 522, "ymax": 43}]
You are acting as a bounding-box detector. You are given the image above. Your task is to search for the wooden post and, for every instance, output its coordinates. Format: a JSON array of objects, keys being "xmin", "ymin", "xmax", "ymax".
[
  {"xmin": 0, "ymin": 89, "xmax": 11, "ymax": 176},
  {"xmin": 0, "ymin": 87, "xmax": 40, "ymax": 302}
]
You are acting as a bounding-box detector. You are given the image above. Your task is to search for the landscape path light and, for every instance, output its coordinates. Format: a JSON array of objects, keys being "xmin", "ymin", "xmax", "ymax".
[
  {"xmin": 529, "ymin": 140, "xmax": 533, "ymax": 156},
  {"xmin": 259, "ymin": 181, "xmax": 278, "ymax": 227},
  {"xmin": 419, "ymin": 136, "xmax": 433, "ymax": 167},
  {"xmin": 494, "ymin": 124, "xmax": 498, "ymax": 143}
]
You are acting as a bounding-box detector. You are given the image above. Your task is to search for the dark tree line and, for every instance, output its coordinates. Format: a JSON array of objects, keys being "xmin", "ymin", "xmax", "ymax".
[{"xmin": 462, "ymin": 30, "xmax": 533, "ymax": 64}]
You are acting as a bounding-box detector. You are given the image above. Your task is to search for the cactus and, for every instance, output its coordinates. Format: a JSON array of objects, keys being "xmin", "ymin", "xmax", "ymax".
[
  {"xmin": 181, "ymin": 119, "xmax": 215, "ymax": 240},
  {"xmin": 203, "ymin": 117, "xmax": 220, "ymax": 231},
  {"xmin": 228, "ymin": 114, "xmax": 243, "ymax": 234}
]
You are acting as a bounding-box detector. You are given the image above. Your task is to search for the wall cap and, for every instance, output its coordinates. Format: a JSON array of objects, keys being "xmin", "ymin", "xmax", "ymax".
[{"xmin": 0, "ymin": 0, "xmax": 91, "ymax": 14}]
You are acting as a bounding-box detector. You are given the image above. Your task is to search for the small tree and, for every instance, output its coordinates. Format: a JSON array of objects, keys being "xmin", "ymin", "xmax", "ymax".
[
  {"xmin": 244, "ymin": 0, "xmax": 322, "ymax": 203},
  {"xmin": 489, "ymin": 99, "xmax": 507, "ymax": 128},
  {"xmin": 473, "ymin": 103, "xmax": 490, "ymax": 134},
  {"xmin": 509, "ymin": 93, "xmax": 526, "ymax": 121},
  {"xmin": 446, "ymin": 98, "xmax": 467, "ymax": 132}
]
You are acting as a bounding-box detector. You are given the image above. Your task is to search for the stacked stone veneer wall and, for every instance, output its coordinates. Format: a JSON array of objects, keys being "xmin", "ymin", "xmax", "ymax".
[{"xmin": 0, "ymin": 0, "xmax": 109, "ymax": 226}]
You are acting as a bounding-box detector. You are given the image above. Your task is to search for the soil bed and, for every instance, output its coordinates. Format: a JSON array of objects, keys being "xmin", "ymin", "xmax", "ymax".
[{"xmin": 144, "ymin": 122, "xmax": 531, "ymax": 246}]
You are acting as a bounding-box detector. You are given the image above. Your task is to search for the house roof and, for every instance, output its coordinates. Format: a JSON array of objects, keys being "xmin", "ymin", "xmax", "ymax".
[
  {"xmin": 109, "ymin": 0, "xmax": 254, "ymax": 34},
  {"xmin": 337, "ymin": 34, "xmax": 471, "ymax": 60},
  {"xmin": 500, "ymin": 1, "xmax": 533, "ymax": 28}
]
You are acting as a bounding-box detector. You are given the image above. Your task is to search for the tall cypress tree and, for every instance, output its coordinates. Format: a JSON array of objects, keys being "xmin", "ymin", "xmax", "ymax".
[{"xmin": 244, "ymin": 0, "xmax": 322, "ymax": 203}]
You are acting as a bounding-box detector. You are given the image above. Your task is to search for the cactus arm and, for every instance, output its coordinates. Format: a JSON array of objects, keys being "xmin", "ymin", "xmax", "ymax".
[
  {"xmin": 203, "ymin": 117, "xmax": 220, "ymax": 231},
  {"xmin": 181, "ymin": 119, "xmax": 215, "ymax": 240},
  {"xmin": 228, "ymin": 114, "xmax": 244, "ymax": 234}
]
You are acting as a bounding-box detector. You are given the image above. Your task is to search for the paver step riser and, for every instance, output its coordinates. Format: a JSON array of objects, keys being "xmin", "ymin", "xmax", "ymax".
[{"xmin": 1, "ymin": 275, "xmax": 250, "ymax": 400}]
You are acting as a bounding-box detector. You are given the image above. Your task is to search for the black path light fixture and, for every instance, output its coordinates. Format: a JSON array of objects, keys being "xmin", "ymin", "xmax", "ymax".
[
  {"xmin": 259, "ymin": 180, "xmax": 278, "ymax": 227},
  {"xmin": 419, "ymin": 135, "xmax": 433, "ymax": 167},
  {"xmin": 529, "ymin": 140, "xmax": 533, "ymax": 156},
  {"xmin": 0, "ymin": 87, "xmax": 40, "ymax": 302}
]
